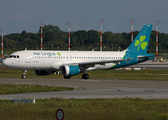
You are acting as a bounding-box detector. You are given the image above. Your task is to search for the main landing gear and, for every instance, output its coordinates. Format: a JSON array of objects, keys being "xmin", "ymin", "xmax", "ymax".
[
  {"xmin": 22, "ymin": 70, "xmax": 27, "ymax": 79},
  {"xmin": 63, "ymin": 73, "xmax": 89, "ymax": 79},
  {"xmin": 82, "ymin": 70, "xmax": 89, "ymax": 79},
  {"xmin": 82, "ymin": 73, "xmax": 89, "ymax": 79},
  {"xmin": 64, "ymin": 75, "xmax": 71, "ymax": 79}
]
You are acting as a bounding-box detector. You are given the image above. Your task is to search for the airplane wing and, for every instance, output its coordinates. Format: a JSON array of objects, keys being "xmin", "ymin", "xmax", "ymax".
[
  {"xmin": 62, "ymin": 58, "xmax": 133, "ymax": 69},
  {"xmin": 78, "ymin": 58, "xmax": 132, "ymax": 65}
]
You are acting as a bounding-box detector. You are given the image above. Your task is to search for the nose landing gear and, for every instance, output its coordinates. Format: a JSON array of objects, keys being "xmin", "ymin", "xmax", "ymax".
[{"xmin": 22, "ymin": 70, "xmax": 27, "ymax": 79}]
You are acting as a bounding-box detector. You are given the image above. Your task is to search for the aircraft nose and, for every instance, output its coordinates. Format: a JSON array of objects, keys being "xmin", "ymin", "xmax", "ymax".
[{"xmin": 2, "ymin": 59, "xmax": 10, "ymax": 67}]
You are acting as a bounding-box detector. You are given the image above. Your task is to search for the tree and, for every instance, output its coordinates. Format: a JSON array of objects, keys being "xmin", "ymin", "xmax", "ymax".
[
  {"xmin": 87, "ymin": 30, "xmax": 99, "ymax": 46},
  {"xmin": 2, "ymin": 24, "xmax": 168, "ymax": 52}
]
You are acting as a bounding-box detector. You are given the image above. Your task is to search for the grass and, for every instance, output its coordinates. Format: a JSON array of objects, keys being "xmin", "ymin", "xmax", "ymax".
[
  {"xmin": 1, "ymin": 67, "xmax": 168, "ymax": 80},
  {"xmin": 0, "ymin": 84, "xmax": 74, "ymax": 94},
  {"xmin": 89, "ymin": 69, "xmax": 168, "ymax": 80},
  {"xmin": 0, "ymin": 98, "xmax": 168, "ymax": 120}
]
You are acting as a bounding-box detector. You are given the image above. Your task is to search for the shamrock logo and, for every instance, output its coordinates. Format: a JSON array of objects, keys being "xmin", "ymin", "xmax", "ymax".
[
  {"xmin": 134, "ymin": 35, "xmax": 148, "ymax": 51},
  {"xmin": 57, "ymin": 52, "xmax": 61, "ymax": 56}
]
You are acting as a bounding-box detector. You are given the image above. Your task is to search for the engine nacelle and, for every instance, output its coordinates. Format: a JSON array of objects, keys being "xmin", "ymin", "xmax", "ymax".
[
  {"xmin": 35, "ymin": 70, "xmax": 52, "ymax": 76},
  {"xmin": 61, "ymin": 65, "xmax": 80, "ymax": 76}
]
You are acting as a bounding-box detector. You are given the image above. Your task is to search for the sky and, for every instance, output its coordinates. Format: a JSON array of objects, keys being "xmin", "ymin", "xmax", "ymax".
[{"xmin": 0, "ymin": 0, "xmax": 168, "ymax": 35}]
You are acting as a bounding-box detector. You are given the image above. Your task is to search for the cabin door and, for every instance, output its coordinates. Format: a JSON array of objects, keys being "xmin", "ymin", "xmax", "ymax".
[{"xmin": 25, "ymin": 51, "xmax": 31, "ymax": 63}]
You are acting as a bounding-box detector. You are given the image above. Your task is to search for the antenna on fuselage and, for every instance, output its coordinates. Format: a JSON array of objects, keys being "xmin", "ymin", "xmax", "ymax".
[{"xmin": 118, "ymin": 45, "xmax": 121, "ymax": 52}]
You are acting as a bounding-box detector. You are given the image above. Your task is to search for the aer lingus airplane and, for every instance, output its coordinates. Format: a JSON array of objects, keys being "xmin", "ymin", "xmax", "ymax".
[{"xmin": 2, "ymin": 24, "xmax": 155, "ymax": 79}]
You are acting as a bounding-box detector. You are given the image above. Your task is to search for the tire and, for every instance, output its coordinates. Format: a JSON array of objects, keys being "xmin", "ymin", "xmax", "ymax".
[
  {"xmin": 64, "ymin": 75, "xmax": 71, "ymax": 79},
  {"xmin": 82, "ymin": 74, "xmax": 89, "ymax": 79},
  {"xmin": 22, "ymin": 75, "xmax": 26, "ymax": 79}
]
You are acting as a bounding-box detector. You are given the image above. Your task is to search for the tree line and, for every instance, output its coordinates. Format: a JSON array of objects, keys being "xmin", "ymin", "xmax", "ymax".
[{"xmin": 2, "ymin": 24, "xmax": 168, "ymax": 53}]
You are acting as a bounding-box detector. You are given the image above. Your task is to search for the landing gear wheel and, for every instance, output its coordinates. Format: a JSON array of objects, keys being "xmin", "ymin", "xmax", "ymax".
[
  {"xmin": 22, "ymin": 74, "xmax": 26, "ymax": 79},
  {"xmin": 22, "ymin": 69, "xmax": 27, "ymax": 79},
  {"xmin": 64, "ymin": 75, "xmax": 71, "ymax": 79},
  {"xmin": 82, "ymin": 74, "xmax": 89, "ymax": 79}
]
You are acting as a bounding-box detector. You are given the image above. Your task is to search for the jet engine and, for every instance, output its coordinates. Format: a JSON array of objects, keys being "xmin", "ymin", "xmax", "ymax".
[
  {"xmin": 35, "ymin": 70, "xmax": 52, "ymax": 76},
  {"xmin": 61, "ymin": 65, "xmax": 80, "ymax": 76}
]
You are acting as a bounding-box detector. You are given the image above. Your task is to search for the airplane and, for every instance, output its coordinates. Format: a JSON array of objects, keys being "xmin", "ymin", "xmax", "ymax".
[{"xmin": 2, "ymin": 24, "xmax": 155, "ymax": 79}]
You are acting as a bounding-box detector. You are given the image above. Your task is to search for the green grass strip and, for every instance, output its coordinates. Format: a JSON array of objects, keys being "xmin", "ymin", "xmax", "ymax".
[
  {"xmin": 0, "ymin": 98, "xmax": 168, "ymax": 120},
  {"xmin": 0, "ymin": 84, "xmax": 74, "ymax": 94}
]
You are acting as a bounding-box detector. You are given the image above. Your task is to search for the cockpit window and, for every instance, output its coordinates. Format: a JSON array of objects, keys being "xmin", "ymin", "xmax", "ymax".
[
  {"xmin": 9, "ymin": 55, "xmax": 20, "ymax": 58},
  {"xmin": 9, "ymin": 55, "xmax": 13, "ymax": 58}
]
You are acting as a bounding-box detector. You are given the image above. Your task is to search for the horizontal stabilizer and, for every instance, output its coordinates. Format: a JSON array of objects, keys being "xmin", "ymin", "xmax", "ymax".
[{"xmin": 137, "ymin": 55, "xmax": 155, "ymax": 59}]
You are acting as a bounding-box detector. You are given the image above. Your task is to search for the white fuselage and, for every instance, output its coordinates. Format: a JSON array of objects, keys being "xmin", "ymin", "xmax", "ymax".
[{"xmin": 3, "ymin": 50, "xmax": 126, "ymax": 71}]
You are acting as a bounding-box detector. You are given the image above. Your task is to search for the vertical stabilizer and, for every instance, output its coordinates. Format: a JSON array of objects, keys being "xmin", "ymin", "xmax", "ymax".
[{"xmin": 127, "ymin": 24, "xmax": 152, "ymax": 53}]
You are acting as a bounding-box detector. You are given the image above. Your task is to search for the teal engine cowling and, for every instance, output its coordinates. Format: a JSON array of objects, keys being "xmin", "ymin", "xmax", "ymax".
[{"xmin": 61, "ymin": 65, "xmax": 80, "ymax": 76}]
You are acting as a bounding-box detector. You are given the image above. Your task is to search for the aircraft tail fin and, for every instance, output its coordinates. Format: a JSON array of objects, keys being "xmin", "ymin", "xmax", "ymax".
[{"xmin": 127, "ymin": 24, "xmax": 152, "ymax": 53}]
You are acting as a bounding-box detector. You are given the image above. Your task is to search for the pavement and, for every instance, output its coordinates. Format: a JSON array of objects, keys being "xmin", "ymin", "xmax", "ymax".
[{"xmin": 0, "ymin": 78, "xmax": 168, "ymax": 99}]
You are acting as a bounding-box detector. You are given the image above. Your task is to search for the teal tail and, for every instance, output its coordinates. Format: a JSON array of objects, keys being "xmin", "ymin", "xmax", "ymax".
[{"xmin": 127, "ymin": 24, "xmax": 152, "ymax": 53}]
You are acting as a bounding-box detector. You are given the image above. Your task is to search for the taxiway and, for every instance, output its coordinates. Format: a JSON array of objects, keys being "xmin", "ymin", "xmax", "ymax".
[{"xmin": 0, "ymin": 78, "xmax": 168, "ymax": 99}]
